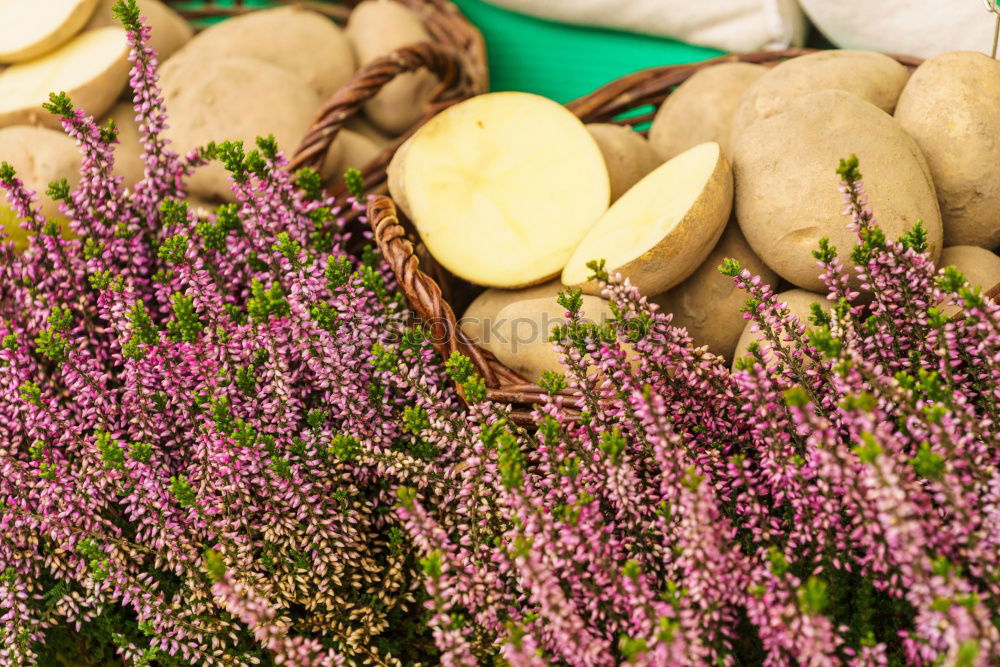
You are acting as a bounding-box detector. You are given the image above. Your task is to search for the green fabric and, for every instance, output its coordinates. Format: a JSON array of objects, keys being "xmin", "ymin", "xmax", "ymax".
[{"xmin": 451, "ymin": 0, "xmax": 724, "ymax": 103}]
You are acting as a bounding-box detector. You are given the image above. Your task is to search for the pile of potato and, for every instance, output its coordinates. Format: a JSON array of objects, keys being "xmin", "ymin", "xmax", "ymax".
[
  {"xmin": 387, "ymin": 49, "xmax": 1000, "ymax": 381},
  {"xmin": 0, "ymin": 0, "xmax": 437, "ymax": 247}
]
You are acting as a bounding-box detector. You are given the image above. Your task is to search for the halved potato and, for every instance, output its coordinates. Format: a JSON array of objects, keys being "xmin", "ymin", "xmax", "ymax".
[
  {"xmin": 562, "ymin": 142, "xmax": 732, "ymax": 296},
  {"xmin": 0, "ymin": 27, "xmax": 130, "ymax": 129},
  {"xmin": 392, "ymin": 92, "xmax": 610, "ymax": 288},
  {"xmin": 86, "ymin": 0, "xmax": 193, "ymax": 60},
  {"xmin": 0, "ymin": 0, "xmax": 99, "ymax": 63}
]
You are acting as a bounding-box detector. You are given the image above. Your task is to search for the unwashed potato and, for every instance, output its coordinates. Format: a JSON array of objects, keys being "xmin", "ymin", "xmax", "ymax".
[
  {"xmin": 160, "ymin": 56, "xmax": 320, "ymax": 202},
  {"xmin": 390, "ymin": 92, "xmax": 610, "ymax": 288},
  {"xmin": 170, "ymin": 6, "xmax": 354, "ymax": 102},
  {"xmin": 937, "ymin": 246, "xmax": 1000, "ymax": 315},
  {"xmin": 729, "ymin": 50, "xmax": 910, "ymax": 143},
  {"xmin": 586, "ymin": 123, "xmax": 661, "ymax": 202},
  {"xmin": 731, "ymin": 90, "xmax": 942, "ymax": 292},
  {"xmin": 490, "ymin": 295, "xmax": 615, "ymax": 383},
  {"xmin": 649, "ymin": 62, "xmax": 766, "ymax": 160},
  {"xmin": 563, "ymin": 142, "xmax": 732, "ymax": 296},
  {"xmin": 346, "ymin": 114, "xmax": 396, "ymax": 149},
  {"xmin": 0, "ymin": 27, "xmax": 130, "ymax": 129},
  {"xmin": 652, "ymin": 222, "xmax": 779, "ymax": 360},
  {"xmin": 104, "ymin": 101, "xmax": 144, "ymax": 187},
  {"xmin": 732, "ymin": 288, "xmax": 830, "ymax": 371},
  {"xmin": 0, "ymin": 126, "xmax": 81, "ymax": 249},
  {"xmin": 346, "ymin": 0, "xmax": 438, "ymax": 134},
  {"xmin": 0, "ymin": 0, "xmax": 98, "ymax": 63},
  {"xmin": 895, "ymin": 52, "xmax": 1000, "ymax": 249},
  {"xmin": 322, "ymin": 129, "xmax": 382, "ymax": 185},
  {"xmin": 86, "ymin": 0, "xmax": 193, "ymax": 60},
  {"xmin": 459, "ymin": 279, "xmax": 564, "ymax": 345}
]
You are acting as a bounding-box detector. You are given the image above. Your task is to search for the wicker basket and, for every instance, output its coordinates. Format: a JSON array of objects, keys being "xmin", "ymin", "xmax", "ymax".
[
  {"xmin": 359, "ymin": 48, "xmax": 1000, "ymax": 425},
  {"xmin": 166, "ymin": 0, "xmax": 487, "ymax": 215}
]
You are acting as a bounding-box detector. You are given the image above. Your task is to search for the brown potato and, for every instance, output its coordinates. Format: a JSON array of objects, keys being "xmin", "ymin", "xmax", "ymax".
[
  {"xmin": 729, "ymin": 50, "xmax": 910, "ymax": 142},
  {"xmin": 731, "ymin": 90, "xmax": 942, "ymax": 292},
  {"xmin": 652, "ymin": 222, "xmax": 778, "ymax": 360},
  {"xmin": 160, "ymin": 57, "xmax": 319, "ymax": 202},
  {"xmin": 732, "ymin": 288, "xmax": 830, "ymax": 371},
  {"xmin": 649, "ymin": 62, "xmax": 766, "ymax": 160},
  {"xmin": 895, "ymin": 52, "xmax": 1000, "ymax": 249},
  {"xmin": 937, "ymin": 246, "xmax": 1000, "ymax": 314},
  {"xmin": 86, "ymin": 0, "xmax": 193, "ymax": 60},
  {"xmin": 346, "ymin": 0, "xmax": 437, "ymax": 134},
  {"xmin": 321, "ymin": 129, "xmax": 382, "ymax": 185},
  {"xmin": 103, "ymin": 101, "xmax": 143, "ymax": 187},
  {"xmin": 0, "ymin": 126, "xmax": 81, "ymax": 249},
  {"xmin": 346, "ymin": 114, "xmax": 396, "ymax": 149},
  {"xmin": 459, "ymin": 279, "xmax": 564, "ymax": 345},
  {"xmin": 170, "ymin": 6, "xmax": 354, "ymax": 101},
  {"xmin": 585, "ymin": 123, "xmax": 661, "ymax": 202},
  {"xmin": 0, "ymin": 0, "xmax": 99, "ymax": 63}
]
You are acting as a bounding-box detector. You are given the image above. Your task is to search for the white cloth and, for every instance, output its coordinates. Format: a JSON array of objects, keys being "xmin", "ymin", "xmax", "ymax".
[
  {"xmin": 482, "ymin": 0, "xmax": 807, "ymax": 52},
  {"xmin": 800, "ymin": 0, "xmax": 999, "ymax": 59}
]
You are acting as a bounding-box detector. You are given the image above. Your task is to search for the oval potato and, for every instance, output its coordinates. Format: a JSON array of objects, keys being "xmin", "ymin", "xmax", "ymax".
[
  {"xmin": 104, "ymin": 101, "xmax": 144, "ymax": 187},
  {"xmin": 346, "ymin": 114, "xmax": 396, "ymax": 148},
  {"xmin": 732, "ymin": 288, "xmax": 829, "ymax": 371},
  {"xmin": 160, "ymin": 56, "xmax": 320, "ymax": 201},
  {"xmin": 731, "ymin": 90, "xmax": 942, "ymax": 292},
  {"xmin": 0, "ymin": 126, "xmax": 81, "ymax": 249},
  {"xmin": 586, "ymin": 123, "xmax": 661, "ymax": 202},
  {"xmin": 0, "ymin": 0, "xmax": 99, "ymax": 63},
  {"xmin": 346, "ymin": 0, "xmax": 438, "ymax": 134},
  {"xmin": 894, "ymin": 52, "xmax": 1000, "ymax": 249},
  {"xmin": 459, "ymin": 279, "xmax": 564, "ymax": 345},
  {"xmin": 652, "ymin": 222, "xmax": 778, "ymax": 360},
  {"xmin": 729, "ymin": 50, "xmax": 910, "ymax": 142},
  {"xmin": 86, "ymin": 0, "xmax": 193, "ymax": 61},
  {"xmin": 0, "ymin": 27, "xmax": 130, "ymax": 129},
  {"xmin": 649, "ymin": 62, "xmax": 766, "ymax": 160},
  {"xmin": 937, "ymin": 246, "xmax": 1000, "ymax": 316},
  {"xmin": 322, "ymin": 129, "xmax": 382, "ymax": 185}
]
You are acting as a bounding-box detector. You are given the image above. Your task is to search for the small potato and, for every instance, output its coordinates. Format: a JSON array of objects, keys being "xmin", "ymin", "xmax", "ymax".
[
  {"xmin": 731, "ymin": 90, "xmax": 942, "ymax": 292},
  {"xmin": 732, "ymin": 288, "xmax": 830, "ymax": 371},
  {"xmin": 937, "ymin": 246, "xmax": 1000, "ymax": 315},
  {"xmin": 0, "ymin": 126, "xmax": 81, "ymax": 249},
  {"xmin": 386, "ymin": 135, "xmax": 413, "ymax": 218},
  {"xmin": 649, "ymin": 62, "xmax": 766, "ymax": 160},
  {"xmin": 171, "ymin": 6, "xmax": 354, "ymax": 101},
  {"xmin": 0, "ymin": 0, "xmax": 98, "ymax": 63},
  {"xmin": 459, "ymin": 279, "xmax": 564, "ymax": 345},
  {"xmin": 895, "ymin": 52, "xmax": 1000, "ymax": 249},
  {"xmin": 346, "ymin": 0, "xmax": 438, "ymax": 134},
  {"xmin": 0, "ymin": 27, "xmax": 130, "ymax": 129},
  {"xmin": 160, "ymin": 57, "xmax": 320, "ymax": 202},
  {"xmin": 86, "ymin": 0, "xmax": 193, "ymax": 60},
  {"xmin": 321, "ymin": 129, "xmax": 382, "ymax": 185},
  {"xmin": 490, "ymin": 295, "xmax": 615, "ymax": 383},
  {"xmin": 652, "ymin": 222, "xmax": 778, "ymax": 360},
  {"xmin": 346, "ymin": 114, "xmax": 396, "ymax": 148},
  {"xmin": 729, "ymin": 50, "xmax": 910, "ymax": 142},
  {"xmin": 104, "ymin": 101, "xmax": 143, "ymax": 187},
  {"xmin": 585, "ymin": 124, "xmax": 661, "ymax": 202}
]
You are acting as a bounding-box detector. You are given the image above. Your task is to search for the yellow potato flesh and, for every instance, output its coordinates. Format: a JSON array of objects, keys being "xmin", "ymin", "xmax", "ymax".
[
  {"xmin": 0, "ymin": 0, "xmax": 97, "ymax": 63},
  {"xmin": 402, "ymin": 92, "xmax": 609, "ymax": 288}
]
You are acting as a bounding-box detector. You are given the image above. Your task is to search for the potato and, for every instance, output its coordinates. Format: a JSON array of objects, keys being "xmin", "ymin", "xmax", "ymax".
[
  {"xmin": 86, "ymin": 0, "xmax": 193, "ymax": 60},
  {"xmin": 346, "ymin": 114, "xmax": 396, "ymax": 149},
  {"xmin": 585, "ymin": 124, "xmax": 661, "ymax": 202},
  {"xmin": 102, "ymin": 101, "xmax": 144, "ymax": 187},
  {"xmin": 322, "ymin": 129, "xmax": 382, "ymax": 185},
  {"xmin": 729, "ymin": 50, "xmax": 910, "ymax": 142},
  {"xmin": 346, "ymin": 0, "xmax": 438, "ymax": 134},
  {"xmin": 489, "ymin": 295, "xmax": 615, "ymax": 383},
  {"xmin": 894, "ymin": 52, "xmax": 1000, "ymax": 249},
  {"xmin": 731, "ymin": 90, "xmax": 942, "ymax": 292},
  {"xmin": 938, "ymin": 246, "xmax": 1000, "ymax": 314},
  {"xmin": 160, "ymin": 57, "xmax": 320, "ymax": 202},
  {"xmin": 459, "ymin": 279, "xmax": 564, "ymax": 345},
  {"xmin": 651, "ymin": 222, "xmax": 778, "ymax": 360},
  {"xmin": 386, "ymin": 135, "xmax": 414, "ymax": 218},
  {"xmin": 563, "ymin": 142, "xmax": 732, "ymax": 296},
  {"xmin": 649, "ymin": 62, "xmax": 766, "ymax": 160},
  {"xmin": 169, "ymin": 7, "xmax": 353, "ymax": 102},
  {"xmin": 0, "ymin": 126, "xmax": 81, "ymax": 249},
  {"xmin": 0, "ymin": 27, "xmax": 130, "ymax": 129},
  {"xmin": 731, "ymin": 288, "xmax": 829, "ymax": 371},
  {"xmin": 390, "ymin": 92, "xmax": 609, "ymax": 288},
  {"xmin": 0, "ymin": 0, "xmax": 98, "ymax": 64}
]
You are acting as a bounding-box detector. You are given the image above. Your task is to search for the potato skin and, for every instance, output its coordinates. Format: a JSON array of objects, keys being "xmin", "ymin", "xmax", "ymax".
[
  {"xmin": 729, "ymin": 50, "xmax": 910, "ymax": 142},
  {"xmin": 938, "ymin": 245, "xmax": 1000, "ymax": 294},
  {"xmin": 649, "ymin": 62, "xmax": 766, "ymax": 160},
  {"xmin": 732, "ymin": 90, "xmax": 942, "ymax": 292},
  {"xmin": 160, "ymin": 57, "xmax": 319, "ymax": 202},
  {"xmin": 170, "ymin": 6, "xmax": 354, "ymax": 101},
  {"xmin": 104, "ymin": 102, "xmax": 144, "ymax": 187},
  {"xmin": 894, "ymin": 52, "xmax": 1000, "ymax": 249},
  {"xmin": 732, "ymin": 288, "xmax": 829, "ymax": 371},
  {"xmin": 346, "ymin": 0, "xmax": 437, "ymax": 134},
  {"xmin": 585, "ymin": 124, "xmax": 661, "ymax": 202},
  {"xmin": 321, "ymin": 129, "xmax": 382, "ymax": 185},
  {"xmin": 0, "ymin": 126, "xmax": 81, "ymax": 249},
  {"xmin": 459, "ymin": 280, "xmax": 564, "ymax": 345},
  {"xmin": 652, "ymin": 222, "xmax": 778, "ymax": 360},
  {"xmin": 87, "ymin": 0, "xmax": 193, "ymax": 60}
]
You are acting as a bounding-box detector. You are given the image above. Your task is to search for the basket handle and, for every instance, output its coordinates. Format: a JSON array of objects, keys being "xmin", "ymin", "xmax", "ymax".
[{"xmin": 289, "ymin": 42, "xmax": 468, "ymax": 178}]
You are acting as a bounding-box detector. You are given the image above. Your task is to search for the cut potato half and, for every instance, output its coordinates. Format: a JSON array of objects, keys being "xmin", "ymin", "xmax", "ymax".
[
  {"xmin": 0, "ymin": 0, "xmax": 99, "ymax": 63},
  {"xmin": 87, "ymin": 0, "xmax": 193, "ymax": 60},
  {"xmin": 395, "ymin": 92, "xmax": 610, "ymax": 288},
  {"xmin": 0, "ymin": 27, "xmax": 130, "ymax": 129},
  {"xmin": 562, "ymin": 142, "xmax": 732, "ymax": 296}
]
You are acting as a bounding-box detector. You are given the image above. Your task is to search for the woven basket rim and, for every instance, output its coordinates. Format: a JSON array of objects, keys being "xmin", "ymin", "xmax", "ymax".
[{"xmin": 364, "ymin": 48, "xmax": 1000, "ymax": 425}]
